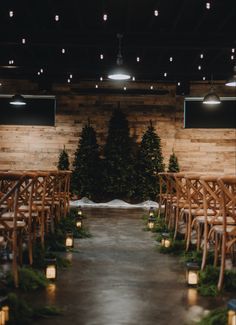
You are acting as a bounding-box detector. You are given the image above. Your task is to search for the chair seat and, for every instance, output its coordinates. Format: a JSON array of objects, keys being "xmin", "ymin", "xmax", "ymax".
[
  {"xmin": 212, "ymin": 225, "xmax": 236, "ymax": 234},
  {"xmin": 0, "ymin": 220, "xmax": 26, "ymax": 229}
]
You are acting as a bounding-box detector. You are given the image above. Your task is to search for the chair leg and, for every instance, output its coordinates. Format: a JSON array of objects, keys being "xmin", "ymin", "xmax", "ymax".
[
  {"xmin": 217, "ymin": 233, "xmax": 226, "ymax": 291},
  {"xmin": 12, "ymin": 229, "xmax": 19, "ymax": 288},
  {"xmin": 201, "ymin": 222, "xmax": 209, "ymax": 270}
]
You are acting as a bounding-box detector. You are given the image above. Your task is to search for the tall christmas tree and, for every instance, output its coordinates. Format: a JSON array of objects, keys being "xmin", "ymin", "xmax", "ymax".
[
  {"xmin": 168, "ymin": 151, "xmax": 180, "ymax": 172},
  {"xmin": 104, "ymin": 108, "xmax": 135, "ymax": 198},
  {"xmin": 57, "ymin": 146, "xmax": 70, "ymax": 170},
  {"xmin": 136, "ymin": 122, "xmax": 165, "ymax": 200},
  {"xmin": 71, "ymin": 122, "xmax": 101, "ymax": 200}
]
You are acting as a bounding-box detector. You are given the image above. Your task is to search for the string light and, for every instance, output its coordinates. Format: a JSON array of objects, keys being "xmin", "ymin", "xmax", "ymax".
[
  {"xmin": 100, "ymin": 54, "xmax": 104, "ymax": 60},
  {"xmin": 177, "ymin": 82, "xmax": 181, "ymax": 86},
  {"xmin": 61, "ymin": 48, "xmax": 66, "ymax": 54},
  {"xmin": 200, "ymin": 53, "xmax": 204, "ymax": 59},
  {"xmin": 103, "ymin": 14, "xmax": 107, "ymax": 21},
  {"xmin": 136, "ymin": 57, "xmax": 140, "ymax": 62},
  {"xmin": 123, "ymin": 86, "xmax": 127, "ymax": 91},
  {"xmin": 100, "ymin": 76, "xmax": 103, "ymax": 81},
  {"xmin": 95, "ymin": 84, "xmax": 98, "ymax": 88},
  {"xmin": 198, "ymin": 65, "xmax": 201, "ymax": 70},
  {"xmin": 9, "ymin": 10, "xmax": 14, "ymax": 18},
  {"xmin": 67, "ymin": 79, "xmax": 71, "ymax": 83},
  {"xmin": 40, "ymin": 68, "xmax": 43, "ymax": 73},
  {"xmin": 154, "ymin": 10, "xmax": 159, "ymax": 16},
  {"xmin": 69, "ymin": 74, "xmax": 73, "ymax": 79},
  {"xmin": 21, "ymin": 38, "xmax": 26, "ymax": 44},
  {"xmin": 169, "ymin": 56, "xmax": 173, "ymax": 62},
  {"xmin": 164, "ymin": 72, "xmax": 167, "ymax": 77},
  {"xmin": 231, "ymin": 55, "xmax": 234, "ymax": 60},
  {"xmin": 150, "ymin": 85, "xmax": 153, "ymax": 90},
  {"xmin": 132, "ymin": 76, "xmax": 135, "ymax": 81},
  {"xmin": 55, "ymin": 15, "xmax": 59, "ymax": 21},
  {"xmin": 232, "ymin": 48, "xmax": 235, "ymax": 53},
  {"xmin": 203, "ymin": 76, "xmax": 206, "ymax": 80},
  {"xmin": 206, "ymin": 2, "xmax": 211, "ymax": 9},
  {"xmin": 37, "ymin": 71, "xmax": 40, "ymax": 76}
]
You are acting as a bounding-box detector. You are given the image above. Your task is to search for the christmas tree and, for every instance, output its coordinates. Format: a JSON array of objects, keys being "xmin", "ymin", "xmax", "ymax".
[
  {"xmin": 71, "ymin": 122, "xmax": 101, "ymax": 200},
  {"xmin": 168, "ymin": 151, "xmax": 180, "ymax": 172},
  {"xmin": 104, "ymin": 108, "xmax": 135, "ymax": 198},
  {"xmin": 57, "ymin": 146, "xmax": 70, "ymax": 170},
  {"xmin": 136, "ymin": 122, "xmax": 165, "ymax": 200}
]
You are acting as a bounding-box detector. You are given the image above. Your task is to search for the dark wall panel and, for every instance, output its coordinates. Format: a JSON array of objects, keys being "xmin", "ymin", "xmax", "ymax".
[{"xmin": 0, "ymin": 97, "xmax": 56, "ymax": 126}]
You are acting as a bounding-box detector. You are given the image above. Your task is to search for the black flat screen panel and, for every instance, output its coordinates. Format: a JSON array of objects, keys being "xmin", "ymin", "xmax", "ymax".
[
  {"xmin": 184, "ymin": 98, "xmax": 236, "ymax": 128},
  {"xmin": 0, "ymin": 97, "xmax": 55, "ymax": 126}
]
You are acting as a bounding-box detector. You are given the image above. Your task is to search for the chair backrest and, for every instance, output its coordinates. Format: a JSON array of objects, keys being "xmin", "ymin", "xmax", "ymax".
[
  {"xmin": 173, "ymin": 172, "xmax": 188, "ymax": 204},
  {"xmin": 185, "ymin": 174, "xmax": 204, "ymax": 209},
  {"xmin": 217, "ymin": 176, "xmax": 236, "ymax": 226},
  {"xmin": 200, "ymin": 175, "xmax": 222, "ymax": 217}
]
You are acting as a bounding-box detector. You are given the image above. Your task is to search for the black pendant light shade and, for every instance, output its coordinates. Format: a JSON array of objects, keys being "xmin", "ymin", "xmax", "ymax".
[
  {"xmin": 10, "ymin": 94, "xmax": 26, "ymax": 106},
  {"xmin": 203, "ymin": 76, "xmax": 221, "ymax": 105},
  {"xmin": 108, "ymin": 34, "xmax": 131, "ymax": 81},
  {"xmin": 225, "ymin": 64, "xmax": 236, "ymax": 87}
]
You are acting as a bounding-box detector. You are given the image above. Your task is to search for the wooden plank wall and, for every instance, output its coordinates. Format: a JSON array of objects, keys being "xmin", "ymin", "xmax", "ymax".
[{"xmin": 0, "ymin": 80, "xmax": 235, "ymax": 174}]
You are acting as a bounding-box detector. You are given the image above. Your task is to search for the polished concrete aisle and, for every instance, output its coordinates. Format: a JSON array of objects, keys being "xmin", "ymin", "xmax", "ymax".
[{"xmin": 38, "ymin": 208, "xmax": 215, "ymax": 325}]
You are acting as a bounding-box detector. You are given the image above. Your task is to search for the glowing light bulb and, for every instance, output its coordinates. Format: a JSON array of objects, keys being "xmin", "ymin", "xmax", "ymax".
[
  {"xmin": 198, "ymin": 65, "xmax": 201, "ymax": 70},
  {"xmin": 37, "ymin": 71, "xmax": 40, "ymax": 76},
  {"xmin": 177, "ymin": 82, "xmax": 181, "ymax": 86},
  {"xmin": 55, "ymin": 15, "xmax": 59, "ymax": 21},
  {"xmin": 69, "ymin": 74, "xmax": 73, "ymax": 79},
  {"xmin": 22, "ymin": 38, "xmax": 26, "ymax": 44},
  {"xmin": 232, "ymin": 48, "xmax": 235, "ymax": 53},
  {"xmin": 100, "ymin": 54, "xmax": 104, "ymax": 60},
  {"xmin": 203, "ymin": 76, "xmax": 206, "ymax": 80},
  {"xmin": 0, "ymin": 83, "xmax": 2, "ymax": 86},
  {"xmin": 67, "ymin": 79, "xmax": 71, "ymax": 83},
  {"xmin": 62, "ymin": 48, "xmax": 66, "ymax": 54},
  {"xmin": 169, "ymin": 56, "xmax": 173, "ymax": 62},
  {"xmin": 164, "ymin": 72, "xmax": 167, "ymax": 77},
  {"xmin": 231, "ymin": 55, "xmax": 234, "ymax": 60},
  {"xmin": 206, "ymin": 2, "xmax": 210, "ymax": 9},
  {"xmin": 40, "ymin": 68, "xmax": 43, "ymax": 73},
  {"xmin": 132, "ymin": 76, "xmax": 135, "ymax": 81},
  {"xmin": 154, "ymin": 10, "xmax": 159, "ymax": 16},
  {"xmin": 100, "ymin": 76, "xmax": 103, "ymax": 81},
  {"xmin": 103, "ymin": 14, "xmax": 107, "ymax": 21},
  {"xmin": 95, "ymin": 84, "xmax": 98, "ymax": 88},
  {"xmin": 136, "ymin": 57, "xmax": 140, "ymax": 62},
  {"xmin": 124, "ymin": 87, "xmax": 127, "ymax": 91},
  {"xmin": 150, "ymin": 85, "xmax": 153, "ymax": 90},
  {"xmin": 9, "ymin": 10, "xmax": 14, "ymax": 18},
  {"xmin": 200, "ymin": 53, "xmax": 204, "ymax": 59}
]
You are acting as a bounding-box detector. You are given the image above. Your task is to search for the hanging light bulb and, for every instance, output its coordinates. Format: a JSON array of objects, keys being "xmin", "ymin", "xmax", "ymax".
[
  {"xmin": 154, "ymin": 9, "xmax": 159, "ymax": 16},
  {"xmin": 55, "ymin": 14, "xmax": 59, "ymax": 21},
  {"xmin": 136, "ymin": 56, "xmax": 140, "ymax": 62},
  {"xmin": 9, "ymin": 10, "xmax": 14, "ymax": 18},
  {"xmin": 169, "ymin": 56, "xmax": 173, "ymax": 62},
  {"xmin": 61, "ymin": 48, "xmax": 66, "ymax": 54},
  {"xmin": 100, "ymin": 54, "xmax": 104, "ymax": 60},
  {"xmin": 103, "ymin": 13, "xmax": 107, "ymax": 21},
  {"xmin": 203, "ymin": 75, "xmax": 221, "ymax": 104},
  {"xmin": 21, "ymin": 38, "xmax": 26, "ymax": 44},
  {"xmin": 200, "ymin": 53, "xmax": 204, "ymax": 59},
  {"xmin": 164, "ymin": 72, "xmax": 167, "ymax": 77},
  {"xmin": 108, "ymin": 34, "xmax": 131, "ymax": 80},
  {"xmin": 206, "ymin": 2, "xmax": 211, "ymax": 9}
]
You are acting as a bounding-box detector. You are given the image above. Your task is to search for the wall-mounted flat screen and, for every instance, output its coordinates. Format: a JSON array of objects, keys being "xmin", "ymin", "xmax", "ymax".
[
  {"xmin": 184, "ymin": 97, "xmax": 236, "ymax": 128},
  {"xmin": 0, "ymin": 95, "xmax": 56, "ymax": 126}
]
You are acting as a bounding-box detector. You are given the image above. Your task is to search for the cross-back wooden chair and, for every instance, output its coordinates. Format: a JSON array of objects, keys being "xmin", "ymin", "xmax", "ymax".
[
  {"xmin": 216, "ymin": 176, "xmax": 236, "ymax": 291},
  {"xmin": 158, "ymin": 172, "xmax": 176, "ymax": 224},
  {"xmin": 172, "ymin": 173, "xmax": 189, "ymax": 239},
  {"xmin": 0, "ymin": 172, "xmax": 26, "ymax": 287}
]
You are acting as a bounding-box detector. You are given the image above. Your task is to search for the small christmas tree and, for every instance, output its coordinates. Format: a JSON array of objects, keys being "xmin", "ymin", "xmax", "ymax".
[
  {"xmin": 104, "ymin": 108, "xmax": 135, "ymax": 198},
  {"xmin": 57, "ymin": 146, "xmax": 70, "ymax": 170},
  {"xmin": 136, "ymin": 121, "xmax": 165, "ymax": 200},
  {"xmin": 168, "ymin": 151, "xmax": 180, "ymax": 172},
  {"xmin": 71, "ymin": 122, "xmax": 101, "ymax": 200}
]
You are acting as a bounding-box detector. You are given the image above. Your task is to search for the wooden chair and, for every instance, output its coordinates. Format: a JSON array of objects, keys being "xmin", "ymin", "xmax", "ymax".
[
  {"xmin": 0, "ymin": 172, "xmax": 26, "ymax": 287},
  {"xmin": 216, "ymin": 176, "xmax": 236, "ymax": 291}
]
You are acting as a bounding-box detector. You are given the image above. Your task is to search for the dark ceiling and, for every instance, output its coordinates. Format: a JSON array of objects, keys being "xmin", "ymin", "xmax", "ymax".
[{"xmin": 0, "ymin": 0, "xmax": 236, "ymax": 85}]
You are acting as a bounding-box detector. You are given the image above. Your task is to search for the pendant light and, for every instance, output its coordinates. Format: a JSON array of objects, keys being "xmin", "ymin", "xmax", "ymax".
[
  {"xmin": 225, "ymin": 63, "xmax": 236, "ymax": 87},
  {"xmin": 10, "ymin": 94, "xmax": 26, "ymax": 106},
  {"xmin": 203, "ymin": 75, "xmax": 221, "ymax": 105},
  {"xmin": 108, "ymin": 34, "xmax": 131, "ymax": 80}
]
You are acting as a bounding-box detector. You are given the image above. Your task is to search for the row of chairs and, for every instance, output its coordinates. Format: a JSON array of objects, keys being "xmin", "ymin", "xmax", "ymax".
[
  {"xmin": 0, "ymin": 170, "xmax": 71, "ymax": 287},
  {"xmin": 158, "ymin": 172, "xmax": 236, "ymax": 290}
]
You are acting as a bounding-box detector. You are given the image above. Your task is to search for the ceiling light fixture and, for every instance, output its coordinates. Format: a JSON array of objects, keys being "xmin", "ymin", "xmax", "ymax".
[
  {"xmin": 10, "ymin": 94, "xmax": 26, "ymax": 106},
  {"xmin": 108, "ymin": 34, "xmax": 131, "ymax": 81},
  {"xmin": 203, "ymin": 76, "xmax": 221, "ymax": 104},
  {"xmin": 225, "ymin": 63, "xmax": 236, "ymax": 87}
]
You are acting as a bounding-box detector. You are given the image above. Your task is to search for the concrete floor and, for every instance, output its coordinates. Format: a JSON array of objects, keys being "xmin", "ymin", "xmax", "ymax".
[{"xmin": 37, "ymin": 208, "xmax": 226, "ymax": 325}]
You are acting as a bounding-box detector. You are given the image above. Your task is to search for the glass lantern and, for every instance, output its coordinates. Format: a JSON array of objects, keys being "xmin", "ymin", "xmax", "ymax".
[
  {"xmin": 65, "ymin": 232, "xmax": 74, "ymax": 248},
  {"xmin": 78, "ymin": 206, "xmax": 83, "ymax": 216},
  {"xmin": 161, "ymin": 233, "xmax": 171, "ymax": 248},
  {"xmin": 0, "ymin": 296, "xmax": 9, "ymax": 325},
  {"xmin": 186, "ymin": 262, "xmax": 200, "ymax": 286},
  {"xmin": 149, "ymin": 207, "xmax": 155, "ymax": 217},
  {"xmin": 76, "ymin": 215, "xmax": 83, "ymax": 229},
  {"xmin": 228, "ymin": 299, "xmax": 236, "ymax": 325},
  {"xmin": 147, "ymin": 216, "xmax": 155, "ymax": 230},
  {"xmin": 45, "ymin": 258, "xmax": 57, "ymax": 280}
]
